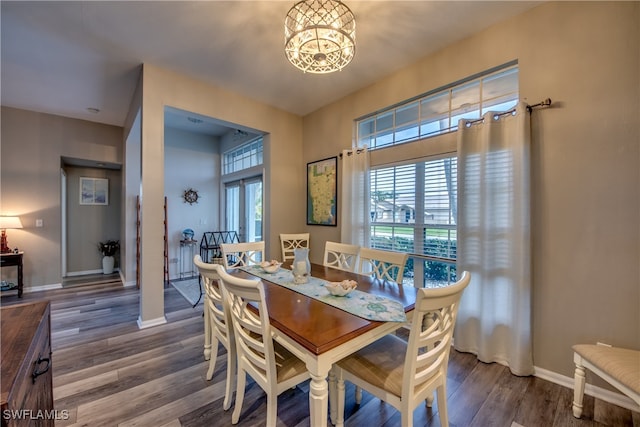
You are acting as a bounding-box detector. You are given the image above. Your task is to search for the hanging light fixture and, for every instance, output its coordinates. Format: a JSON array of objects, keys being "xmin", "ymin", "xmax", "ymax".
[{"xmin": 284, "ymin": 0, "xmax": 356, "ymax": 74}]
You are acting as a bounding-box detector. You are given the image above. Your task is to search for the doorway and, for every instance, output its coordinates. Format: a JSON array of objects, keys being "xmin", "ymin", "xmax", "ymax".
[{"xmin": 225, "ymin": 176, "xmax": 263, "ymax": 242}]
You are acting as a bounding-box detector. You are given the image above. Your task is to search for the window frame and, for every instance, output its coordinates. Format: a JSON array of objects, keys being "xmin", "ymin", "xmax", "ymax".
[
  {"xmin": 222, "ymin": 137, "xmax": 264, "ymax": 175},
  {"xmin": 356, "ymin": 63, "xmax": 519, "ymax": 151},
  {"xmin": 357, "ymin": 63, "xmax": 519, "ymax": 287}
]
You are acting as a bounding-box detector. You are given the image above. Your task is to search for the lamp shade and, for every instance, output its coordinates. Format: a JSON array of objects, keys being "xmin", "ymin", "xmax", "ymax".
[{"xmin": 0, "ymin": 216, "xmax": 23, "ymax": 229}]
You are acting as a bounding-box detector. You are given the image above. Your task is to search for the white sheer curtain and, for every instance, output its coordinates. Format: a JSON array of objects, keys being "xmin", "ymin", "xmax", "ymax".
[
  {"xmin": 454, "ymin": 102, "xmax": 534, "ymax": 376},
  {"xmin": 340, "ymin": 148, "xmax": 370, "ymax": 247}
]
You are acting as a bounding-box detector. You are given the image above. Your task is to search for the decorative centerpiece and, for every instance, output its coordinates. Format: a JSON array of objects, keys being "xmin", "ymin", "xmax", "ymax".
[
  {"xmin": 260, "ymin": 260, "xmax": 282, "ymax": 273},
  {"xmin": 326, "ymin": 280, "xmax": 357, "ymax": 296},
  {"xmin": 98, "ymin": 239, "xmax": 120, "ymax": 274},
  {"xmin": 292, "ymin": 247, "xmax": 311, "ymax": 284}
]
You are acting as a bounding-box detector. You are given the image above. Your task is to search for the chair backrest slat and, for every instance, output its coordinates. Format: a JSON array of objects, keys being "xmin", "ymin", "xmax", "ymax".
[
  {"xmin": 280, "ymin": 233, "xmax": 310, "ymax": 262},
  {"xmin": 323, "ymin": 241, "xmax": 360, "ymax": 272},
  {"xmin": 358, "ymin": 247, "xmax": 408, "ymax": 283},
  {"xmin": 221, "ymin": 241, "xmax": 265, "ymax": 269}
]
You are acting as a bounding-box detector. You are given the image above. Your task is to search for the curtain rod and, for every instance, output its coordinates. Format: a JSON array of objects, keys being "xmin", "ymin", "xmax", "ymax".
[
  {"xmin": 464, "ymin": 98, "xmax": 552, "ymax": 127},
  {"xmin": 339, "ymin": 148, "xmax": 365, "ymax": 158},
  {"xmin": 526, "ymin": 98, "xmax": 552, "ymax": 113}
]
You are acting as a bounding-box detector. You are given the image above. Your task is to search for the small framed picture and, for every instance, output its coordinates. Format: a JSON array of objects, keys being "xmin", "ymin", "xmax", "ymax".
[
  {"xmin": 307, "ymin": 156, "xmax": 337, "ymax": 226},
  {"xmin": 80, "ymin": 177, "xmax": 109, "ymax": 205}
]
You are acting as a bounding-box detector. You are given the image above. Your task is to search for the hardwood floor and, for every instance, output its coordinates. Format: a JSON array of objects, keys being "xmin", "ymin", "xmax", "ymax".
[{"xmin": 1, "ymin": 280, "xmax": 638, "ymax": 427}]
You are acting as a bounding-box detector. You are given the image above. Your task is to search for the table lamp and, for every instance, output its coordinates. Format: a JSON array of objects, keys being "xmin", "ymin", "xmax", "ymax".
[{"xmin": 0, "ymin": 216, "xmax": 23, "ymax": 253}]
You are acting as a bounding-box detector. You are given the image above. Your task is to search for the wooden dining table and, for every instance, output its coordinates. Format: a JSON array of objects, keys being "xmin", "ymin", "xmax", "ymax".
[{"xmin": 229, "ymin": 262, "xmax": 418, "ymax": 427}]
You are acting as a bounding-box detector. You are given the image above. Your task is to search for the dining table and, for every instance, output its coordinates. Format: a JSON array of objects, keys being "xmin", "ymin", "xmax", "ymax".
[{"xmin": 229, "ymin": 262, "xmax": 418, "ymax": 427}]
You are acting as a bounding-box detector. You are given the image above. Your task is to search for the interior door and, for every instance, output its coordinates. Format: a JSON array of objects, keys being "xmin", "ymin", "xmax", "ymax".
[{"xmin": 225, "ymin": 176, "xmax": 262, "ymax": 242}]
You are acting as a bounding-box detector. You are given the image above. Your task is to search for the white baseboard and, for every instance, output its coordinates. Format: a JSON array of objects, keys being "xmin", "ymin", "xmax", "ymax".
[
  {"xmin": 534, "ymin": 365, "xmax": 640, "ymax": 412},
  {"xmin": 66, "ymin": 268, "xmax": 121, "ymax": 277},
  {"xmin": 120, "ymin": 271, "xmax": 137, "ymax": 288},
  {"xmin": 66, "ymin": 269, "xmax": 103, "ymax": 276},
  {"xmin": 137, "ymin": 315, "xmax": 167, "ymax": 329},
  {"xmin": 24, "ymin": 283, "xmax": 63, "ymax": 293}
]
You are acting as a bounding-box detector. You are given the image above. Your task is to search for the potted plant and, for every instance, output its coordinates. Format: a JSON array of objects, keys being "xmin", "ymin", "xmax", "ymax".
[{"xmin": 98, "ymin": 240, "xmax": 119, "ymax": 274}]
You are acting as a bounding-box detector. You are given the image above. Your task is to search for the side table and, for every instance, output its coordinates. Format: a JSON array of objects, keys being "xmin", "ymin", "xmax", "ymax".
[
  {"xmin": 0, "ymin": 252, "xmax": 23, "ymax": 297},
  {"xmin": 179, "ymin": 239, "xmax": 198, "ymax": 279}
]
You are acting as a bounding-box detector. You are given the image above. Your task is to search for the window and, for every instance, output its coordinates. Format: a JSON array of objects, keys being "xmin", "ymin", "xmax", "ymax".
[
  {"xmin": 223, "ymin": 137, "xmax": 263, "ymax": 174},
  {"xmin": 358, "ymin": 64, "xmax": 518, "ymax": 287},
  {"xmin": 370, "ymin": 157, "xmax": 457, "ymax": 288},
  {"xmin": 357, "ymin": 65, "xmax": 518, "ymax": 150}
]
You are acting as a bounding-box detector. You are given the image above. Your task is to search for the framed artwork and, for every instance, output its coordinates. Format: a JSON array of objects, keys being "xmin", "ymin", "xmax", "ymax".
[
  {"xmin": 307, "ymin": 156, "xmax": 337, "ymax": 226},
  {"xmin": 80, "ymin": 177, "xmax": 109, "ymax": 205}
]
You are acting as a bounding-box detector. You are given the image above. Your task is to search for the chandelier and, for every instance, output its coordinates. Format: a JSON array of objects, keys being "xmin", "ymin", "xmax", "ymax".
[{"xmin": 284, "ymin": 0, "xmax": 356, "ymax": 74}]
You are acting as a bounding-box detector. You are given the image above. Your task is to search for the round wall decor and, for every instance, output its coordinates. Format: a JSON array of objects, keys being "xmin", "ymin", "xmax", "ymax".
[{"xmin": 183, "ymin": 188, "xmax": 199, "ymax": 205}]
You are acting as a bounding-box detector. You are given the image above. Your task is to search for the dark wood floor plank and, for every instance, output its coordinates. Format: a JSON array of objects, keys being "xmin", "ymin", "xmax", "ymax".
[
  {"xmin": 553, "ymin": 386, "xmax": 598, "ymax": 427},
  {"xmin": 514, "ymin": 375, "xmax": 561, "ymax": 426},
  {"xmin": 446, "ymin": 360, "xmax": 505, "ymax": 426},
  {"xmin": 468, "ymin": 368, "xmax": 529, "ymax": 427},
  {"xmin": 595, "ymin": 397, "xmax": 635, "ymax": 426},
  {"xmin": 4, "ymin": 276, "xmax": 638, "ymax": 427}
]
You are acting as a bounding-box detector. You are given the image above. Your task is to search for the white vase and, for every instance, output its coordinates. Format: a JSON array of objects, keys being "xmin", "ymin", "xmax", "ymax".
[{"xmin": 102, "ymin": 255, "xmax": 115, "ymax": 274}]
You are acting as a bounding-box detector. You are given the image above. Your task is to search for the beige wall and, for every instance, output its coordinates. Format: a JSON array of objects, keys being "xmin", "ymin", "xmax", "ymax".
[
  {"xmin": 302, "ymin": 1, "xmax": 639, "ymax": 383},
  {"xmin": 0, "ymin": 107, "xmax": 123, "ymax": 288},
  {"xmin": 135, "ymin": 64, "xmax": 304, "ymax": 323},
  {"xmin": 65, "ymin": 166, "xmax": 122, "ymax": 273}
]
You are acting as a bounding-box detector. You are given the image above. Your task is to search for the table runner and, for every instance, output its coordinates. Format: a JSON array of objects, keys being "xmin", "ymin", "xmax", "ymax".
[{"xmin": 239, "ymin": 265, "xmax": 407, "ymax": 322}]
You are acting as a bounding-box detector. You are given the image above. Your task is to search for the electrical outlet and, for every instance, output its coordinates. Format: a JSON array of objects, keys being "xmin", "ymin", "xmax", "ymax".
[{"xmin": 35, "ymin": 219, "xmax": 43, "ymax": 227}]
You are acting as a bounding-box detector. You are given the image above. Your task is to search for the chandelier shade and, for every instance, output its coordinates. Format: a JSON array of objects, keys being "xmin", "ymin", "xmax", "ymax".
[{"xmin": 284, "ymin": 0, "xmax": 356, "ymax": 74}]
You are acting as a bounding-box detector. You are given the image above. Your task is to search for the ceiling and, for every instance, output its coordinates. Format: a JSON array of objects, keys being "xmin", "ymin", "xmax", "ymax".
[{"xmin": 1, "ymin": 1, "xmax": 541, "ymax": 134}]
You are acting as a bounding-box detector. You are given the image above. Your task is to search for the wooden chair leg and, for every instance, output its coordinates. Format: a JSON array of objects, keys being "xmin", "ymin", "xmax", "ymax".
[
  {"xmin": 436, "ymin": 385, "xmax": 449, "ymax": 427},
  {"xmin": 223, "ymin": 346, "xmax": 236, "ymax": 411},
  {"xmin": 573, "ymin": 361, "xmax": 586, "ymax": 418},
  {"xmin": 336, "ymin": 373, "xmax": 346, "ymax": 427},
  {"xmin": 203, "ymin": 301, "xmax": 211, "ymax": 361},
  {"xmin": 266, "ymin": 392, "xmax": 277, "ymax": 427},
  {"xmin": 205, "ymin": 335, "xmax": 219, "ymax": 380},
  {"xmin": 355, "ymin": 386, "xmax": 362, "ymax": 404},
  {"xmin": 328, "ymin": 368, "xmax": 337, "ymax": 424},
  {"xmin": 231, "ymin": 370, "xmax": 246, "ymax": 424}
]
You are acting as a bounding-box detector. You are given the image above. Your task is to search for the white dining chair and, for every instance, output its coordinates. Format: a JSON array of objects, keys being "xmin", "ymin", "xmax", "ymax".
[
  {"xmin": 332, "ymin": 271, "xmax": 471, "ymax": 427},
  {"xmin": 214, "ymin": 264, "xmax": 311, "ymax": 426},
  {"xmin": 323, "ymin": 241, "xmax": 360, "ymax": 272},
  {"xmin": 353, "ymin": 247, "xmax": 410, "ymax": 403},
  {"xmin": 193, "ymin": 255, "xmax": 236, "ymax": 411},
  {"xmin": 220, "ymin": 241, "xmax": 265, "ymax": 269},
  {"xmin": 279, "ymin": 233, "xmax": 310, "ymax": 262},
  {"xmin": 358, "ymin": 247, "xmax": 409, "ymax": 284}
]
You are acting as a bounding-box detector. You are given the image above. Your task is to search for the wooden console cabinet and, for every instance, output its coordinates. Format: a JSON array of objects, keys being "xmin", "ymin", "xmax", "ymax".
[{"xmin": 1, "ymin": 301, "xmax": 53, "ymax": 426}]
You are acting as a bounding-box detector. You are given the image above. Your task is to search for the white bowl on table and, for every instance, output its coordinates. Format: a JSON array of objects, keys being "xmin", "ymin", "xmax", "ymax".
[
  {"xmin": 326, "ymin": 280, "xmax": 358, "ymax": 296},
  {"xmin": 260, "ymin": 261, "xmax": 282, "ymax": 273}
]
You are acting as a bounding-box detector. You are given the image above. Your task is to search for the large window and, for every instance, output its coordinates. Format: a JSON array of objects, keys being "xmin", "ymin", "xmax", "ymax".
[
  {"xmin": 357, "ymin": 65, "xmax": 518, "ymax": 150},
  {"xmin": 370, "ymin": 157, "xmax": 457, "ymax": 287},
  {"xmin": 358, "ymin": 64, "xmax": 518, "ymax": 288}
]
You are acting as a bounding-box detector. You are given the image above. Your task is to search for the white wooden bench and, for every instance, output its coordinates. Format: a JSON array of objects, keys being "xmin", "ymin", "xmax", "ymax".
[{"xmin": 572, "ymin": 344, "xmax": 640, "ymax": 418}]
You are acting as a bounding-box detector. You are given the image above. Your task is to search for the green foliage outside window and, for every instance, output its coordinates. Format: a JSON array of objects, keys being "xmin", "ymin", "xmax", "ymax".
[{"xmin": 371, "ymin": 235, "xmax": 457, "ymax": 283}]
